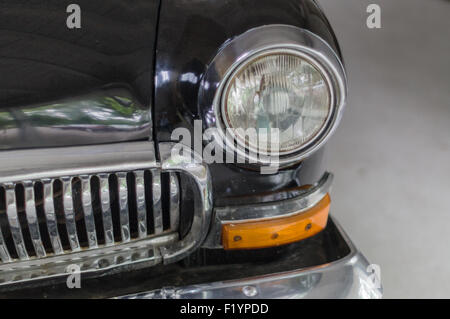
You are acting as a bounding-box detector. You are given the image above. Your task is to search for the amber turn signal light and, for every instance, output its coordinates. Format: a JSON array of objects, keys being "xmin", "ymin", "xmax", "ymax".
[{"xmin": 222, "ymin": 194, "xmax": 331, "ymax": 250}]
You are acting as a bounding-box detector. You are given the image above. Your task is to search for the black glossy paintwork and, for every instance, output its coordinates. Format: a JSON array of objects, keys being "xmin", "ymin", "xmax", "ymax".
[
  {"xmin": 0, "ymin": 0, "xmax": 340, "ymax": 202},
  {"xmin": 211, "ymin": 147, "xmax": 327, "ymax": 206},
  {"xmin": 0, "ymin": 0, "xmax": 158, "ymax": 108},
  {"xmin": 154, "ymin": 0, "xmax": 340, "ymax": 200},
  {"xmin": 0, "ymin": 0, "xmax": 158, "ymax": 147}
]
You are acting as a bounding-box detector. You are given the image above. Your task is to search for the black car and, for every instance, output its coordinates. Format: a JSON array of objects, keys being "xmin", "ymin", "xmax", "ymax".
[{"xmin": 0, "ymin": 0, "xmax": 381, "ymax": 298}]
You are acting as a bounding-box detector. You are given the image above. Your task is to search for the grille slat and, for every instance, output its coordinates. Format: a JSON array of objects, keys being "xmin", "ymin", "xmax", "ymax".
[
  {"xmin": 99, "ymin": 174, "xmax": 114, "ymax": 246},
  {"xmin": 81, "ymin": 176, "xmax": 98, "ymax": 249},
  {"xmin": 24, "ymin": 182, "xmax": 46, "ymax": 258},
  {"xmin": 135, "ymin": 171, "xmax": 147, "ymax": 239},
  {"xmin": 5, "ymin": 186, "xmax": 29, "ymax": 260},
  {"xmin": 152, "ymin": 170, "xmax": 163, "ymax": 234},
  {"xmin": 117, "ymin": 173, "xmax": 130, "ymax": 243},
  {"xmin": 61, "ymin": 177, "xmax": 81, "ymax": 252},
  {"xmin": 0, "ymin": 227, "xmax": 11, "ymax": 263},
  {"xmin": 169, "ymin": 173, "xmax": 180, "ymax": 231},
  {"xmin": 42, "ymin": 179, "xmax": 64, "ymax": 254}
]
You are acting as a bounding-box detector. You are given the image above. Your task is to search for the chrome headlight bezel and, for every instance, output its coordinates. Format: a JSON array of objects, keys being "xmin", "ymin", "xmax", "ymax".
[
  {"xmin": 199, "ymin": 25, "xmax": 347, "ymax": 167},
  {"xmin": 219, "ymin": 47, "xmax": 334, "ymax": 157}
]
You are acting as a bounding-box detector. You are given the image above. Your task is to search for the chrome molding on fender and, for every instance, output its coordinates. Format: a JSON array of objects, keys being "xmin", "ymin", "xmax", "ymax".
[
  {"xmin": 202, "ymin": 172, "xmax": 333, "ymax": 248},
  {"xmin": 0, "ymin": 87, "xmax": 151, "ymax": 150},
  {"xmin": 0, "ymin": 142, "xmax": 213, "ymax": 286}
]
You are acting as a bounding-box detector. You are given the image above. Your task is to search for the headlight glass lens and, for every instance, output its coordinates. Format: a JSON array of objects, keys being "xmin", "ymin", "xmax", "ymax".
[{"xmin": 223, "ymin": 52, "xmax": 331, "ymax": 155}]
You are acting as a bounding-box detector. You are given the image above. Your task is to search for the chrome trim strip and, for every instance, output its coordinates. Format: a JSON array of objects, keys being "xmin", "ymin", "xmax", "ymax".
[
  {"xmin": 135, "ymin": 171, "xmax": 148, "ymax": 239},
  {"xmin": 62, "ymin": 177, "xmax": 80, "ymax": 252},
  {"xmin": 203, "ymin": 172, "xmax": 333, "ymax": 249},
  {"xmin": 99, "ymin": 174, "xmax": 114, "ymax": 246},
  {"xmin": 169, "ymin": 173, "xmax": 180, "ymax": 231},
  {"xmin": 119, "ymin": 217, "xmax": 383, "ymax": 299},
  {"xmin": 220, "ymin": 172, "xmax": 332, "ymax": 222},
  {"xmin": 159, "ymin": 142, "xmax": 213, "ymax": 264},
  {"xmin": 0, "ymin": 233, "xmax": 178, "ymax": 286},
  {"xmin": 81, "ymin": 176, "xmax": 98, "ymax": 249},
  {"xmin": 5, "ymin": 186, "xmax": 29, "ymax": 260},
  {"xmin": 152, "ymin": 170, "xmax": 163, "ymax": 235},
  {"xmin": 0, "ymin": 142, "xmax": 158, "ymax": 184},
  {"xmin": 42, "ymin": 179, "xmax": 64, "ymax": 255},
  {"xmin": 24, "ymin": 181, "xmax": 46, "ymax": 258},
  {"xmin": 117, "ymin": 173, "xmax": 131, "ymax": 243}
]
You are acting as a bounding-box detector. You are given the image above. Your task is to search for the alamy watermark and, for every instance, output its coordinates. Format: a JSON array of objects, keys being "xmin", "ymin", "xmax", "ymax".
[
  {"xmin": 171, "ymin": 120, "xmax": 281, "ymax": 174},
  {"xmin": 66, "ymin": 3, "xmax": 381, "ymax": 31},
  {"xmin": 66, "ymin": 4, "xmax": 81, "ymax": 29},
  {"xmin": 66, "ymin": 264, "xmax": 81, "ymax": 289},
  {"xmin": 367, "ymin": 4, "xmax": 381, "ymax": 29}
]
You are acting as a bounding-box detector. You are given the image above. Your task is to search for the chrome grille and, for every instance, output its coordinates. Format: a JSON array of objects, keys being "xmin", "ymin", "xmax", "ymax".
[
  {"xmin": 0, "ymin": 142, "xmax": 212, "ymax": 286},
  {"xmin": 0, "ymin": 171, "xmax": 179, "ymax": 263}
]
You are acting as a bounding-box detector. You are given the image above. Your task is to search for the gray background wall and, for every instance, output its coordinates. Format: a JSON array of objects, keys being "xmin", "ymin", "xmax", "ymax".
[{"xmin": 317, "ymin": 0, "xmax": 450, "ymax": 298}]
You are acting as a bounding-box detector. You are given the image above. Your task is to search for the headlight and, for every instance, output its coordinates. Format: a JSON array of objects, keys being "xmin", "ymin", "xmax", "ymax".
[
  {"xmin": 200, "ymin": 25, "xmax": 347, "ymax": 166},
  {"xmin": 222, "ymin": 50, "xmax": 331, "ymax": 156}
]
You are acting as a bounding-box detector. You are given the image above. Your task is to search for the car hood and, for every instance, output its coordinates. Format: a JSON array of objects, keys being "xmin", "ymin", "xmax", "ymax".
[{"xmin": 0, "ymin": 0, "xmax": 159, "ymax": 149}]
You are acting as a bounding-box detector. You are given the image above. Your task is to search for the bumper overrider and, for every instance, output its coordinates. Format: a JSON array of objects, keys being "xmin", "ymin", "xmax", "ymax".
[{"xmin": 0, "ymin": 142, "xmax": 381, "ymax": 298}]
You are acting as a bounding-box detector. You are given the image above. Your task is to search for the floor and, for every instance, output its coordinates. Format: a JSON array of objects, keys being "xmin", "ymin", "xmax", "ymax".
[{"xmin": 317, "ymin": 0, "xmax": 450, "ymax": 298}]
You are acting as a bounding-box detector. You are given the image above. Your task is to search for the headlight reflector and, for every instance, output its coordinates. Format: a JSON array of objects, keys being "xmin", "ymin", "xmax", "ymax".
[{"xmin": 222, "ymin": 51, "xmax": 331, "ymax": 155}]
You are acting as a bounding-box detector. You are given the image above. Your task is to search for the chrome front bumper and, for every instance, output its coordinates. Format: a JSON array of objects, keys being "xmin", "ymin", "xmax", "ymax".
[{"xmin": 120, "ymin": 218, "xmax": 382, "ymax": 299}]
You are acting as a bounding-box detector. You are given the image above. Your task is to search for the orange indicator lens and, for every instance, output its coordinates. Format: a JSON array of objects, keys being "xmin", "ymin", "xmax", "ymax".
[{"xmin": 222, "ymin": 194, "xmax": 330, "ymax": 250}]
